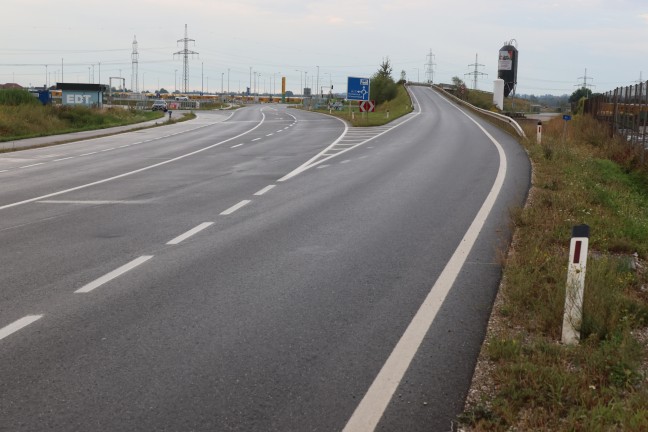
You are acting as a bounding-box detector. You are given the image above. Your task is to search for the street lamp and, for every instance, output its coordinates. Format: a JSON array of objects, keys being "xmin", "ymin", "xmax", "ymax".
[
  {"xmin": 295, "ymin": 69, "xmax": 303, "ymax": 97},
  {"xmin": 175, "ymin": 69, "xmax": 177, "ymax": 93}
]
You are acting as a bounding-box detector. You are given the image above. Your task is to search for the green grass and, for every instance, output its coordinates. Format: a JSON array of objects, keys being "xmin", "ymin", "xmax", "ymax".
[
  {"xmin": 461, "ymin": 115, "xmax": 648, "ymax": 431},
  {"xmin": 307, "ymin": 84, "xmax": 413, "ymax": 127},
  {"xmin": 0, "ymin": 105, "xmax": 164, "ymax": 142},
  {"xmin": 0, "ymin": 88, "xmax": 40, "ymax": 106},
  {"xmin": 456, "ymin": 88, "xmax": 530, "ymax": 112}
]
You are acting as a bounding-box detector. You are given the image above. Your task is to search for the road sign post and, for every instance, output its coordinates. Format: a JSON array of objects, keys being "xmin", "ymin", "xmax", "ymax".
[{"xmin": 562, "ymin": 114, "xmax": 572, "ymax": 142}]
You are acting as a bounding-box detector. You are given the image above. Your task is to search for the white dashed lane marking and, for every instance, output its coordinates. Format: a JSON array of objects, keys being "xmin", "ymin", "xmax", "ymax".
[
  {"xmin": 254, "ymin": 185, "xmax": 275, "ymax": 196},
  {"xmin": 75, "ymin": 256, "xmax": 154, "ymax": 294},
  {"xmin": 0, "ymin": 315, "xmax": 43, "ymax": 341},
  {"xmin": 220, "ymin": 200, "xmax": 251, "ymax": 215},
  {"xmin": 19, "ymin": 163, "xmax": 44, "ymax": 169},
  {"xmin": 167, "ymin": 222, "xmax": 214, "ymax": 245}
]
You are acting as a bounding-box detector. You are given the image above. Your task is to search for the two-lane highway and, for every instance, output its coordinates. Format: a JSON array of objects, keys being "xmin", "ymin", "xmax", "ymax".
[{"xmin": 0, "ymin": 87, "xmax": 529, "ymax": 431}]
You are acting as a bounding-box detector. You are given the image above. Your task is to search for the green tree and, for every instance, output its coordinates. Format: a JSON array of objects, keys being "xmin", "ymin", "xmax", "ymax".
[
  {"xmin": 451, "ymin": 76, "xmax": 468, "ymax": 100},
  {"xmin": 569, "ymin": 87, "xmax": 593, "ymax": 114},
  {"xmin": 370, "ymin": 57, "xmax": 398, "ymax": 105},
  {"xmin": 569, "ymin": 87, "xmax": 592, "ymax": 104},
  {"xmin": 377, "ymin": 57, "xmax": 393, "ymax": 79},
  {"xmin": 451, "ymin": 76, "xmax": 466, "ymax": 88}
]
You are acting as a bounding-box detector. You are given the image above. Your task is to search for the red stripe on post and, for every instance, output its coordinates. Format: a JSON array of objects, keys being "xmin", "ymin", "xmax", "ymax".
[{"xmin": 573, "ymin": 241, "xmax": 582, "ymax": 264}]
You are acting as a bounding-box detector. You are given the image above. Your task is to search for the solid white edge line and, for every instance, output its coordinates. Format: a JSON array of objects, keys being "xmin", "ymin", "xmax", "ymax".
[
  {"xmin": 74, "ymin": 255, "xmax": 154, "ymax": 293},
  {"xmin": 277, "ymin": 116, "xmax": 348, "ymax": 181},
  {"xmin": 0, "ymin": 315, "xmax": 43, "ymax": 341},
  {"xmin": 220, "ymin": 200, "xmax": 251, "ymax": 215},
  {"xmin": 278, "ymin": 89, "xmax": 422, "ymax": 182},
  {"xmin": 343, "ymin": 87, "xmax": 508, "ymax": 432},
  {"xmin": 167, "ymin": 222, "xmax": 214, "ymax": 245},
  {"xmin": 253, "ymin": 185, "xmax": 276, "ymax": 196},
  {"xmin": 0, "ymin": 112, "xmax": 266, "ymax": 211}
]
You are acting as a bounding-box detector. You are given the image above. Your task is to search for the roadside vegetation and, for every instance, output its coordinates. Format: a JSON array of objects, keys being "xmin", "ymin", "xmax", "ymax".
[
  {"xmin": 448, "ymin": 76, "xmax": 531, "ymax": 112},
  {"xmin": 0, "ymin": 89, "xmax": 164, "ymax": 142},
  {"xmin": 461, "ymin": 114, "xmax": 648, "ymax": 430},
  {"xmin": 307, "ymin": 58, "xmax": 413, "ymax": 127}
]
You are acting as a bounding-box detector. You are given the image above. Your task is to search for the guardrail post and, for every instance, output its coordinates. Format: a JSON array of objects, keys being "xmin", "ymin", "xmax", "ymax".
[{"xmin": 561, "ymin": 224, "xmax": 590, "ymax": 345}]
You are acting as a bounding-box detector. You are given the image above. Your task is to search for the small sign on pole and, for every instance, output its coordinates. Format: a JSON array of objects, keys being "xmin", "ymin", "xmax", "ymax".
[
  {"xmin": 562, "ymin": 114, "xmax": 572, "ymax": 142},
  {"xmin": 561, "ymin": 224, "xmax": 590, "ymax": 345},
  {"xmin": 359, "ymin": 100, "xmax": 375, "ymax": 112}
]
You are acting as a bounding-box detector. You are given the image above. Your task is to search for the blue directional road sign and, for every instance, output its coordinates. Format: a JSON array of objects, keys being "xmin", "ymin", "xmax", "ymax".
[
  {"xmin": 347, "ymin": 77, "xmax": 370, "ymax": 101},
  {"xmin": 563, "ymin": 114, "xmax": 572, "ymax": 121}
]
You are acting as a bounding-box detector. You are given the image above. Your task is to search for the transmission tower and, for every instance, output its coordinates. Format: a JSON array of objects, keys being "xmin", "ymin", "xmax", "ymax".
[
  {"xmin": 425, "ymin": 49, "xmax": 436, "ymax": 84},
  {"xmin": 131, "ymin": 35, "xmax": 139, "ymax": 93},
  {"xmin": 174, "ymin": 24, "xmax": 199, "ymax": 94},
  {"xmin": 465, "ymin": 53, "xmax": 487, "ymax": 90},
  {"xmin": 635, "ymin": 71, "xmax": 644, "ymax": 85},
  {"xmin": 575, "ymin": 68, "xmax": 595, "ymax": 94}
]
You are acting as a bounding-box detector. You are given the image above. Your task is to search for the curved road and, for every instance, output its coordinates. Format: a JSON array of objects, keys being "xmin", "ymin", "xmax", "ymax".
[{"xmin": 0, "ymin": 86, "xmax": 529, "ymax": 431}]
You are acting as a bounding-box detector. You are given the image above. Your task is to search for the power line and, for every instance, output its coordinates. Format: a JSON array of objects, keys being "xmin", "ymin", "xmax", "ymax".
[
  {"xmin": 465, "ymin": 53, "xmax": 487, "ymax": 90},
  {"xmin": 173, "ymin": 24, "xmax": 198, "ymax": 93},
  {"xmin": 425, "ymin": 49, "xmax": 436, "ymax": 84},
  {"xmin": 575, "ymin": 68, "xmax": 595, "ymax": 92}
]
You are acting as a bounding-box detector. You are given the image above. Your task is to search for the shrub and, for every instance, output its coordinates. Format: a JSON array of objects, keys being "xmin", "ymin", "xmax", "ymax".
[{"xmin": 0, "ymin": 89, "xmax": 39, "ymax": 106}]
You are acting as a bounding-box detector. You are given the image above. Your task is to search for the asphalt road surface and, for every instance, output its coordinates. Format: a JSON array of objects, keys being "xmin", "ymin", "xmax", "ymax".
[{"xmin": 0, "ymin": 86, "xmax": 530, "ymax": 431}]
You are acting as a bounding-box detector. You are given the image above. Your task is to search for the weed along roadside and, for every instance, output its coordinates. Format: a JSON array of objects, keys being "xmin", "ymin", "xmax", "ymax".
[
  {"xmin": 297, "ymin": 84, "xmax": 412, "ymax": 127},
  {"xmin": 0, "ymin": 89, "xmax": 165, "ymax": 143},
  {"xmin": 460, "ymin": 115, "xmax": 648, "ymax": 431},
  {"xmin": 0, "ymin": 88, "xmax": 197, "ymax": 152}
]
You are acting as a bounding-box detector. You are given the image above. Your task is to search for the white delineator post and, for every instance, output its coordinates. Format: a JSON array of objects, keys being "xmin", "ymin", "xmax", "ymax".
[
  {"xmin": 561, "ymin": 224, "xmax": 590, "ymax": 345},
  {"xmin": 536, "ymin": 121, "xmax": 542, "ymax": 144}
]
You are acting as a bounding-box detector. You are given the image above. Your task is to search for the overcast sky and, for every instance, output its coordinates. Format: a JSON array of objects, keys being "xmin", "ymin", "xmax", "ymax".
[{"xmin": 2, "ymin": 0, "xmax": 647, "ymax": 96}]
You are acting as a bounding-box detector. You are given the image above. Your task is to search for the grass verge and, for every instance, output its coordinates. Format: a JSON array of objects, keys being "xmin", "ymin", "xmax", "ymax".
[
  {"xmin": 0, "ymin": 104, "xmax": 164, "ymax": 142},
  {"xmin": 461, "ymin": 115, "xmax": 648, "ymax": 431},
  {"xmin": 305, "ymin": 84, "xmax": 413, "ymax": 127}
]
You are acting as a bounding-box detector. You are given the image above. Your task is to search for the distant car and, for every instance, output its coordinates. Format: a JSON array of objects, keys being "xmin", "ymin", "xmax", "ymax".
[
  {"xmin": 175, "ymin": 96, "xmax": 189, "ymax": 101},
  {"xmin": 151, "ymin": 100, "xmax": 168, "ymax": 112}
]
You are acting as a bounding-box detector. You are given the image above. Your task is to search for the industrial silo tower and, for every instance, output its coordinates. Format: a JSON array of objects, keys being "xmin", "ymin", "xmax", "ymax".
[{"xmin": 497, "ymin": 39, "xmax": 518, "ymax": 97}]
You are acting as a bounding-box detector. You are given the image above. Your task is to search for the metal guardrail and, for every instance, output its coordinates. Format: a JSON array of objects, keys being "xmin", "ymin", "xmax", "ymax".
[{"xmin": 428, "ymin": 84, "xmax": 526, "ymax": 138}]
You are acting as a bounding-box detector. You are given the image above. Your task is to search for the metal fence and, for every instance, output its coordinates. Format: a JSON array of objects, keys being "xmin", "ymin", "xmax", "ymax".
[{"xmin": 584, "ymin": 82, "xmax": 648, "ymax": 155}]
